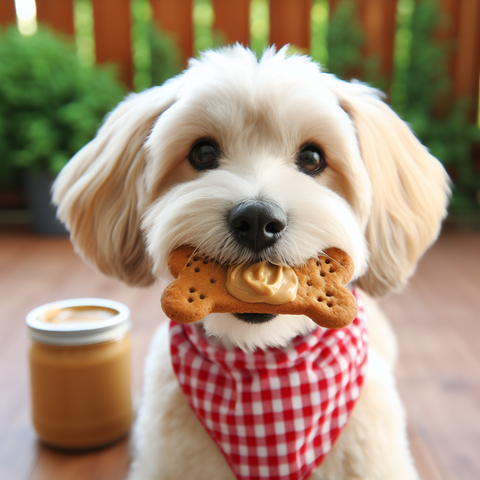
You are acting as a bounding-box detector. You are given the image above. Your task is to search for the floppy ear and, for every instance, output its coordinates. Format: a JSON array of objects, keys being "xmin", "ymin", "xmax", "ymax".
[
  {"xmin": 53, "ymin": 81, "xmax": 179, "ymax": 286},
  {"xmin": 327, "ymin": 78, "xmax": 450, "ymax": 296}
]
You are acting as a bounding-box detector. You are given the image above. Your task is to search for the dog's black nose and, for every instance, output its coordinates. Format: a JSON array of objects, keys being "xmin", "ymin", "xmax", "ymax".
[{"xmin": 228, "ymin": 200, "xmax": 287, "ymax": 252}]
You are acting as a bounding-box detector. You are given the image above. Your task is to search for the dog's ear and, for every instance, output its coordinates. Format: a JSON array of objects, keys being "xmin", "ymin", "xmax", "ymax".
[
  {"xmin": 327, "ymin": 78, "xmax": 450, "ymax": 296},
  {"xmin": 53, "ymin": 81, "xmax": 179, "ymax": 286}
]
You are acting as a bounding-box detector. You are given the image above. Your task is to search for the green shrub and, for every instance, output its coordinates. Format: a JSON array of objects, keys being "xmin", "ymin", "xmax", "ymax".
[
  {"xmin": 391, "ymin": 0, "xmax": 480, "ymax": 211},
  {"xmin": 147, "ymin": 21, "xmax": 183, "ymax": 86},
  {"xmin": 0, "ymin": 27, "xmax": 125, "ymax": 188},
  {"xmin": 131, "ymin": 0, "xmax": 182, "ymax": 91},
  {"xmin": 325, "ymin": 1, "xmax": 365, "ymax": 80},
  {"xmin": 319, "ymin": 0, "xmax": 382, "ymax": 88},
  {"xmin": 313, "ymin": 0, "xmax": 480, "ymax": 211}
]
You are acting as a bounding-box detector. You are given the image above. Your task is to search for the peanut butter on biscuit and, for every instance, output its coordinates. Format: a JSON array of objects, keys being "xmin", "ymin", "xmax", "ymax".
[
  {"xmin": 226, "ymin": 262, "xmax": 298, "ymax": 304},
  {"xmin": 161, "ymin": 247, "xmax": 357, "ymax": 329}
]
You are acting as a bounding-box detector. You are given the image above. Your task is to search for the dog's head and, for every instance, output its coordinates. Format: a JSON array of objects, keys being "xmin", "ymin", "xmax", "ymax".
[{"xmin": 53, "ymin": 46, "xmax": 450, "ymax": 350}]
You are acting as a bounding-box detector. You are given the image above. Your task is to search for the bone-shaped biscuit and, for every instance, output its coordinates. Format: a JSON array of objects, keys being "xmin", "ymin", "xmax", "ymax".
[{"xmin": 161, "ymin": 247, "xmax": 357, "ymax": 329}]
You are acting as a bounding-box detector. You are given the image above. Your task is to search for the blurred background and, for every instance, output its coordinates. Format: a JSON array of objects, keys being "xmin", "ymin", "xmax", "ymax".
[
  {"xmin": 0, "ymin": 0, "xmax": 480, "ymax": 228},
  {"xmin": 1, "ymin": 2, "xmax": 480, "ymax": 480}
]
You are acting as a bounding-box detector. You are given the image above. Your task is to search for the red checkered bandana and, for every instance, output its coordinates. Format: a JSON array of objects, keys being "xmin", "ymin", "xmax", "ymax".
[{"xmin": 170, "ymin": 290, "xmax": 368, "ymax": 480}]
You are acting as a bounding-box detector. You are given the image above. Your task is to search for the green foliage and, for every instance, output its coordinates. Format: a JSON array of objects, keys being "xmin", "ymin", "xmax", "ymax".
[
  {"xmin": 131, "ymin": 0, "xmax": 182, "ymax": 91},
  {"xmin": 325, "ymin": 1, "xmax": 365, "ymax": 79},
  {"xmin": 318, "ymin": 1, "xmax": 382, "ymax": 87},
  {"xmin": 193, "ymin": 0, "xmax": 221, "ymax": 54},
  {"xmin": 312, "ymin": 0, "xmax": 480, "ymax": 211},
  {"xmin": 147, "ymin": 22, "xmax": 182, "ymax": 87},
  {"xmin": 0, "ymin": 27, "xmax": 125, "ymax": 187},
  {"xmin": 392, "ymin": 0, "xmax": 480, "ymax": 211},
  {"xmin": 392, "ymin": 0, "xmax": 450, "ymax": 116},
  {"xmin": 190, "ymin": 0, "xmax": 227, "ymax": 57}
]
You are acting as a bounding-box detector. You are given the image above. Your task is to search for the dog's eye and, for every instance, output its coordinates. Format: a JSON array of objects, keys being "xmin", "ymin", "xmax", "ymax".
[
  {"xmin": 296, "ymin": 144, "xmax": 326, "ymax": 176},
  {"xmin": 189, "ymin": 140, "xmax": 220, "ymax": 170}
]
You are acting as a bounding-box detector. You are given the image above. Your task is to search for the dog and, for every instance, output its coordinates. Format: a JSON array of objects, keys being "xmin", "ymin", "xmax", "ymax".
[{"xmin": 53, "ymin": 45, "xmax": 450, "ymax": 479}]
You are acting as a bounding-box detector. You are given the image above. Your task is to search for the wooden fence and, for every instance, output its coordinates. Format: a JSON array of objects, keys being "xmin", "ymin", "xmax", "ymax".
[{"xmin": 1, "ymin": 0, "xmax": 480, "ymax": 114}]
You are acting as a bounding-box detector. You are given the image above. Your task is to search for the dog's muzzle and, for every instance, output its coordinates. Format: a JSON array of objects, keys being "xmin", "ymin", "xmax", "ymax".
[{"xmin": 228, "ymin": 200, "xmax": 287, "ymax": 253}]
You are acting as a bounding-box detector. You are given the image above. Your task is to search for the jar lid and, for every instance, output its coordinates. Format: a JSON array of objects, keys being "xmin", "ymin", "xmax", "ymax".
[{"xmin": 26, "ymin": 298, "xmax": 131, "ymax": 346}]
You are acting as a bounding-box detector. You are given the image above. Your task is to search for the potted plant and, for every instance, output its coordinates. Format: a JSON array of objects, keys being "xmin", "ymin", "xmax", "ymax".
[{"xmin": 0, "ymin": 27, "xmax": 125, "ymax": 234}]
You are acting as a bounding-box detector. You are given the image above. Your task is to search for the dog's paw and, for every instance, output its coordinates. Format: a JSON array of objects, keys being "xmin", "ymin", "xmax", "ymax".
[{"xmin": 161, "ymin": 247, "xmax": 357, "ymax": 328}]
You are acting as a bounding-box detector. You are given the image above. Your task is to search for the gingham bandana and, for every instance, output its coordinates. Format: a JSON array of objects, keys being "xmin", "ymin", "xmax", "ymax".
[{"xmin": 170, "ymin": 290, "xmax": 368, "ymax": 480}]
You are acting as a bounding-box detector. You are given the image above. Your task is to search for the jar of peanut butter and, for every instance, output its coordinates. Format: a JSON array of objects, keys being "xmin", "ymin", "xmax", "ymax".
[{"xmin": 26, "ymin": 298, "xmax": 133, "ymax": 450}]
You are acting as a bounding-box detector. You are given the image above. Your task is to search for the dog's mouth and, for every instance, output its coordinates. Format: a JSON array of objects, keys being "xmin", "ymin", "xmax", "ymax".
[{"xmin": 233, "ymin": 313, "xmax": 277, "ymax": 324}]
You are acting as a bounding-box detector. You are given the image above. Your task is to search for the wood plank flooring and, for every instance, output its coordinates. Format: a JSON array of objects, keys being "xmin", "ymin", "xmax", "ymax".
[{"xmin": 0, "ymin": 226, "xmax": 479, "ymax": 480}]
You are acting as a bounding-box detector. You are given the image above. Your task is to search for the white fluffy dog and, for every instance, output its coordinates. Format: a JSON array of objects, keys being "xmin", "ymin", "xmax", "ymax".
[{"xmin": 53, "ymin": 45, "xmax": 450, "ymax": 480}]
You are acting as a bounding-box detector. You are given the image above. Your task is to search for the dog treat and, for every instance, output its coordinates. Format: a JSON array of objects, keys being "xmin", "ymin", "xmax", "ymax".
[{"xmin": 161, "ymin": 247, "xmax": 357, "ymax": 328}]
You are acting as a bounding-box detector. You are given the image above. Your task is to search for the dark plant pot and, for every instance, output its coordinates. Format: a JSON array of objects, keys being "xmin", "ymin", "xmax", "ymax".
[{"xmin": 24, "ymin": 172, "xmax": 68, "ymax": 235}]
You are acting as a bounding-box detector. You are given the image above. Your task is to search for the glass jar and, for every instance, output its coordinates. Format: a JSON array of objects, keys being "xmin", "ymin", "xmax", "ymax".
[{"xmin": 26, "ymin": 298, "xmax": 133, "ymax": 450}]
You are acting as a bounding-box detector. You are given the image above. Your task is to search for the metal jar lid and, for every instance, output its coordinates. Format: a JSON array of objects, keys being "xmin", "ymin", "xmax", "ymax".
[{"xmin": 26, "ymin": 298, "xmax": 131, "ymax": 346}]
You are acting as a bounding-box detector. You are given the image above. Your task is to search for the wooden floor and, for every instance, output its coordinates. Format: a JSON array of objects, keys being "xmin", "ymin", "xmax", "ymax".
[{"xmin": 1, "ymin": 226, "xmax": 479, "ymax": 480}]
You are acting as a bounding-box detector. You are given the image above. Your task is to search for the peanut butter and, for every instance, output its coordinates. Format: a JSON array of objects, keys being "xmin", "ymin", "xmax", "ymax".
[
  {"xmin": 226, "ymin": 261, "xmax": 298, "ymax": 304},
  {"xmin": 26, "ymin": 299, "xmax": 132, "ymax": 450}
]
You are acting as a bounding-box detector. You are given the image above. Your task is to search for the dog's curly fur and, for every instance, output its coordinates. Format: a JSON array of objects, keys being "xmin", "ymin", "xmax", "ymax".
[{"xmin": 53, "ymin": 45, "xmax": 450, "ymax": 479}]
